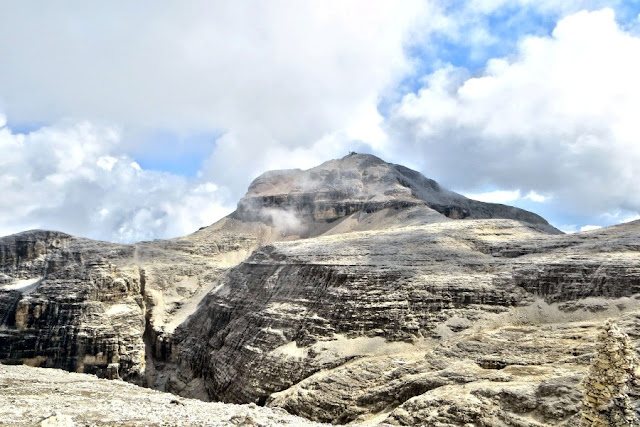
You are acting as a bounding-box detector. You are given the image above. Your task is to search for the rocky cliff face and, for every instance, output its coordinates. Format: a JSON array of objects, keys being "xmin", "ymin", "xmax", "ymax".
[
  {"xmin": 0, "ymin": 230, "xmax": 145, "ymax": 380},
  {"xmin": 168, "ymin": 218, "xmax": 640, "ymax": 424},
  {"xmin": 0, "ymin": 220, "xmax": 280, "ymax": 386},
  {"xmin": 1, "ymin": 154, "xmax": 639, "ymax": 426}
]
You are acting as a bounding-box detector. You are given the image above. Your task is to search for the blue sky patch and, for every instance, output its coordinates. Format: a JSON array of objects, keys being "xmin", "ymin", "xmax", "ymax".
[{"xmin": 132, "ymin": 130, "xmax": 220, "ymax": 177}]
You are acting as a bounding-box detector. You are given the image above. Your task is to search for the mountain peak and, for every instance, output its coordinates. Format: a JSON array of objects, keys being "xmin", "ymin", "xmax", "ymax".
[{"xmin": 234, "ymin": 154, "xmax": 559, "ymax": 235}]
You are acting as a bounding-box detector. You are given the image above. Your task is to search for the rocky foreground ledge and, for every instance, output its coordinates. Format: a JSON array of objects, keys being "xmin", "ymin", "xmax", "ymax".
[{"xmin": 0, "ymin": 364, "xmax": 327, "ymax": 426}]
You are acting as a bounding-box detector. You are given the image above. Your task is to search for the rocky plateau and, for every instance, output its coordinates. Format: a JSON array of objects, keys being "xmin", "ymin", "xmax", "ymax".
[{"xmin": 1, "ymin": 153, "xmax": 639, "ymax": 426}]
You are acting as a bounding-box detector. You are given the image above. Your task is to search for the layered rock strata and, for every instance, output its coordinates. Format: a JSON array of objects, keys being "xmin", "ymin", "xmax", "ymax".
[
  {"xmin": 0, "ymin": 221, "xmax": 276, "ymax": 385},
  {"xmin": 234, "ymin": 153, "xmax": 558, "ymax": 234},
  {"xmin": 0, "ymin": 154, "xmax": 559, "ymax": 385},
  {"xmin": 170, "ymin": 219, "xmax": 640, "ymax": 425},
  {"xmin": 2, "ymin": 154, "xmax": 639, "ymax": 426}
]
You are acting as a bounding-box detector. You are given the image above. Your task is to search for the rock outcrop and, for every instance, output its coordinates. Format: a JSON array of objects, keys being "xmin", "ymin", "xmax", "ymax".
[
  {"xmin": 0, "ymin": 231, "xmax": 145, "ymax": 380},
  {"xmin": 0, "ymin": 154, "xmax": 559, "ymax": 384},
  {"xmin": 1, "ymin": 153, "xmax": 639, "ymax": 426},
  {"xmin": 0, "ymin": 221, "xmax": 278, "ymax": 387},
  {"xmin": 581, "ymin": 320, "xmax": 639, "ymax": 426}
]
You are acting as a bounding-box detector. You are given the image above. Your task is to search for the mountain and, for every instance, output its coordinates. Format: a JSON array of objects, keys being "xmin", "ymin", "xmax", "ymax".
[
  {"xmin": 1, "ymin": 154, "xmax": 639, "ymax": 426},
  {"xmin": 232, "ymin": 153, "xmax": 559, "ymax": 234}
]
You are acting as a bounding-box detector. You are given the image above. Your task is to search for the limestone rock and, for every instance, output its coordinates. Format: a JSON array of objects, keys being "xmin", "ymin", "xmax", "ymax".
[
  {"xmin": 38, "ymin": 413, "xmax": 75, "ymax": 427},
  {"xmin": 0, "ymin": 154, "xmax": 560, "ymax": 387},
  {"xmin": 234, "ymin": 153, "xmax": 559, "ymax": 234},
  {"xmin": 0, "ymin": 363, "xmax": 325, "ymax": 426},
  {"xmin": 172, "ymin": 218, "xmax": 640, "ymax": 424},
  {"xmin": 0, "ymin": 231, "xmax": 146, "ymax": 380},
  {"xmin": 581, "ymin": 320, "xmax": 639, "ymax": 426},
  {"xmin": 2, "ymin": 154, "xmax": 640, "ymax": 426}
]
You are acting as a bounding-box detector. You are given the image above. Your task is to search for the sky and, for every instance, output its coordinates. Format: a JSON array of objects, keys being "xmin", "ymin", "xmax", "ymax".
[{"xmin": 1, "ymin": 1, "xmax": 640, "ymax": 242}]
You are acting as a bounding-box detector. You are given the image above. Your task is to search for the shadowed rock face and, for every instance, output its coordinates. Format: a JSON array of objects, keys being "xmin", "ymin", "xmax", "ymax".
[
  {"xmin": 0, "ymin": 225, "xmax": 266, "ymax": 386},
  {"xmin": 0, "ymin": 231, "xmax": 145, "ymax": 380},
  {"xmin": 2, "ymin": 154, "xmax": 640, "ymax": 426}
]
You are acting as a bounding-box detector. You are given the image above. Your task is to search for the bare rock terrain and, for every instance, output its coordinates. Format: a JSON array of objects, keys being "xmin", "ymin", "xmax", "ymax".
[
  {"xmin": 0, "ymin": 363, "xmax": 326, "ymax": 426},
  {"xmin": 170, "ymin": 218, "xmax": 640, "ymax": 425},
  {"xmin": 1, "ymin": 153, "xmax": 639, "ymax": 426}
]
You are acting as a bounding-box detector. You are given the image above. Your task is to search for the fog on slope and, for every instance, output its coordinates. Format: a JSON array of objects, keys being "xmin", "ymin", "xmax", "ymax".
[{"xmin": 228, "ymin": 153, "xmax": 559, "ymax": 240}]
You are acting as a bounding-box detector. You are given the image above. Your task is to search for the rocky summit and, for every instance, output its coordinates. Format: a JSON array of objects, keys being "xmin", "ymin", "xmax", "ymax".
[{"xmin": 1, "ymin": 153, "xmax": 640, "ymax": 426}]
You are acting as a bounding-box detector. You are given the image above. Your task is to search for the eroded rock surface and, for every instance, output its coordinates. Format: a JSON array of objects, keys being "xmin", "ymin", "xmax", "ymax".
[
  {"xmin": 1, "ymin": 154, "xmax": 639, "ymax": 426},
  {"xmin": 171, "ymin": 219, "xmax": 640, "ymax": 425},
  {"xmin": 0, "ymin": 363, "xmax": 326, "ymax": 426},
  {"xmin": 0, "ymin": 220, "xmax": 282, "ymax": 387},
  {"xmin": 234, "ymin": 153, "xmax": 559, "ymax": 234},
  {"xmin": 0, "ymin": 154, "xmax": 559, "ymax": 385},
  {"xmin": 0, "ymin": 231, "xmax": 146, "ymax": 380}
]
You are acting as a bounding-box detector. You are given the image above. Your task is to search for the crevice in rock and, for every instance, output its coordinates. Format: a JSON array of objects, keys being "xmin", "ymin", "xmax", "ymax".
[
  {"xmin": 477, "ymin": 360, "xmax": 508, "ymax": 370},
  {"xmin": 0, "ymin": 290, "xmax": 20, "ymax": 327},
  {"xmin": 139, "ymin": 266, "xmax": 157, "ymax": 387}
]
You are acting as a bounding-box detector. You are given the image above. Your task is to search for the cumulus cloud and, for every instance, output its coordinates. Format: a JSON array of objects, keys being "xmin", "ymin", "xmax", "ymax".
[
  {"xmin": 0, "ymin": 117, "xmax": 232, "ymax": 242},
  {"xmin": 463, "ymin": 189, "xmax": 550, "ymax": 204},
  {"xmin": 463, "ymin": 188, "xmax": 551, "ymax": 205},
  {"xmin": 0, "ymin": 1, "xmax": 433, "ymax": 241},
  {"xmin": 1, "ymin": 3, "xmax": 638, "ymax": 241},
  {"xmin": 464, "ymin": 190, "xmax": 522, "ymax": 204},
  {"xmin": 580, "ymin": 225, "xmax": 603, "ymax": 232},
  {"xmin": 388, "ymin": 8, "xmax": 640, "ymax": 224},
  {"xmin": 0, "ymin": 2, "xmax": 426, "ymax": 171}
]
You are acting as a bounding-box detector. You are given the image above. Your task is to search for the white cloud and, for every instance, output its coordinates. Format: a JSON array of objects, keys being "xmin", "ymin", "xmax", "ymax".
[
  {"xmin": 0, "ymin": 2, "xmax": 435, "ymax": 241},
  {"xmin": 0, "ymin": 2, "xmax": 427, "ymax": 177},
  {"xmin": 464, "ymin": 189, "xmax": 550, "ymax": 205},
  {"xmin": 580, "ymin": 225, "xmax": 603, "ymax": 232},
  {"xmin": 97, "ymin": 156, "xmax": 118, "ymax": 171},
  {"xmin": 464, "ymin": 189, "xmax": 521, "ymax": 204},
  {"xmin": 620, "ymin": 215, "xmax": 640, "ymax": 224},
  {"xmin": 2, "ymin": 3, "xmax": 638, "ymax": 241},
  {"xmin": 524, "ymin": 191, "xmax": 549, "ymax": 203},
  {"xmin": 388, "ymin": 9, "xmax": 640, "ymax": 221},
  {"xmin": 0, "ymin": 117, "xmax": 232, "ymax": 242}
]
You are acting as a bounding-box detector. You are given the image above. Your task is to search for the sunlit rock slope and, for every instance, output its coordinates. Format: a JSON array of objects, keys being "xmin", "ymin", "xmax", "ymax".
[{"xmin": 169, "ymin": 218, "xmax": 640, "ymax": 425}]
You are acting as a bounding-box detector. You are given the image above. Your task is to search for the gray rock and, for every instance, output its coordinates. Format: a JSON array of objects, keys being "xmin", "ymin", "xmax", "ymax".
[
  {"xmin": 234, "ymin": 153, "xmax": 559, "ymax": 234},
  {"xmin": 0, "ymin": 363, "xmax": 325, "ymax": 426},
  {"xmin": 1, "ymin": 153, "xmax": 639, "ymax": 426}
]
